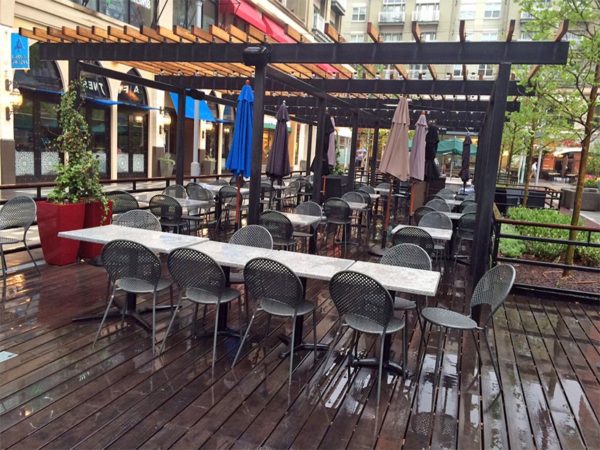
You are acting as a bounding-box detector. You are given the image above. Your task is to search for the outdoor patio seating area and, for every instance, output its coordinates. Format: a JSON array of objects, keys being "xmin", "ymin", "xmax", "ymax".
[{"xmin": 1, "ymin": 241, "xmax": 599, "ymax": 449}]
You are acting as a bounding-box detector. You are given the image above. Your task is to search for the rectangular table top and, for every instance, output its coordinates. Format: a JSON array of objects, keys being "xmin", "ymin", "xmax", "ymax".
[
  {"xmin": 190, "ymin": 241, "xmax": 275, "ymax": 269},
  {"xmin": 58, "ymin": 225, "xmax": 207, "ymax": 253},
  {"xmin": 346, "ymin": 201, "xmax": 368, "ymax": 211},
  {"xmin": 347, "ymin": 260, "xmax": 440, "ymax": 297},
  {"xmin": 445, "ymin": 199, "xmax": 462, "ymax": 207},
  {"xmin": 132, "ymin": 193, "xmax": 210, "ymax": 209},
  {"xmin": 280, "ymin": 212, "xmax": 322, "ymax": 228},
  {"xmin": 268, "ymin": 250, "xmax": 355, "ymax": 281},
  {"xmin": 443, "ymin": 211, "xmax": 464, "ymax": 220},
  {"xmin": 199, "ymin": 183, "xmax": 250, "ymax": 196},
  {"xmin": 390, "ymin": 224, "xmax": 453, "ymax": 241}
]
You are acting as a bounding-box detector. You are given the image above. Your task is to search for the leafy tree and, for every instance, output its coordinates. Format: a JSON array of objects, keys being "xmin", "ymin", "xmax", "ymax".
[{"xmin": 518, "ymin": 0, "xmax": 600, "ymax": 266}]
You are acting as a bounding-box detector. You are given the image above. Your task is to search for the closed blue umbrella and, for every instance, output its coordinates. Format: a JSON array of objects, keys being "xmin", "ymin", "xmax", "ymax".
[{"xmin": 225, "ymin": 83, "xmax": 254, "ymax": 226}]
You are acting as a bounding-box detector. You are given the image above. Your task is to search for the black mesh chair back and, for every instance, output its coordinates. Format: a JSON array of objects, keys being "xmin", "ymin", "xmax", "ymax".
[
  {"xmin": 244, "ymin": 257, "xmax": 304, "ymax": 309},
  {"xmin": 213, "ymin": 178, "xmax": 229, "ymax": 186},
  {"xmin": 229, "ymin": 176, "xmax": 246, "ymax": 187},
  {"xmin": 376, "ymin": 182, "xmax": 390, "ymax": 192},
  {"xmin": 101, "ymin": 240, "xmax": 161, "ymax": 288},
  {"xmin": 323, "ymin": 197, "xmax": 351, "ymax": 224},
  {"xmin": 470, "ymin": 265, "xmax": 516, "ymax": 325},
  {"xmin": 436, "ymin": 189, "xmax": 455, "ymax": 200},
  {"xmin": 230, "ymin": 225, "xmax": 274, "ymax": 249},
  {"xmin": 342, "ymin": 191, "xmax": 367, "ymax": 205},
  {"xmin": 356, "ymin": 191, "xmax": 372, "ymax": 207},
  {"xmin": 149, "ymin": 194, "xmax": 183, "ymax": 222},
  {"xmin": 219, "ymin": 185, "xmax": 239, "ymax": 207},
  {"xmin": 329, "ymin": 270, "xmax": 394, "ymax": 328},
  {"xmin": 380, "ymin": 243, "xmax": 432, "ymax": 270},
  {"xmin": 163, "ymin": 184, "xmax": 188, "ymax": 199},
  {"xmin": 168, "ymin": 248, "xmax": 226, "ymax": 296},
  {"xmin": 0, "ymin": 196, "xmax": 36, "ymax": 230},
  {"xmin": 113, "ymin": 209, "xmax": 162, "ymax": 231},
  {"xmin": 465, "ymin": 193, "xmax": 476, "ymax": 201},
  {"xmin": 392, "ymin": 226, "xmax": 435, "ymax": 255},
  {"xmin": 461, "ymin": 203, "xmax": 477, "ymax": 214},
  {"xmin": 286, "ymin": 181, "xmax": 300, "ymax": 196},
  {"xmin": 261, "ymin": 181, "xmax": 274, "ymax": 194},
  {"xmin": 106, "ymin": 190, "xmax": 139, "ymax": 215},
  {"xmin": 358, "ymin": 185, "xmax": 376, "ymax": 195},
  {"xmin": 425, "ymin": 198, "xmax": 451, "ymax": 212},
  {"xmin": 187, "ymin": 183, "xmax": 214, "ymax": 203},
  {"xmin": 413, "ymin": 206, "xmax": 435, "ymax": 225},
  {"xmin": 259, "ymin": 210, "xmax": 294, "ymax": 245},
  {"xmin": 459, "ymin": 200, "xmax": 477, "ymax": 212},
  {"xmin": 457, "ymin": 212, "xmax": 477, "ymax": 239},
  {"xmin": 295, "ymin": 201, "xmax": 322, "ymax": 217},
  {"xmin": 419, "ymin": 211, "xmax": 453, "ymax": 230}
]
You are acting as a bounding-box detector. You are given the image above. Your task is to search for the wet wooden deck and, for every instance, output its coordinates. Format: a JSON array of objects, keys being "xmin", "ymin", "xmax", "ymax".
[{"xmin": 1, "ymin": 246, "xmax": 600, "ymax": 449}]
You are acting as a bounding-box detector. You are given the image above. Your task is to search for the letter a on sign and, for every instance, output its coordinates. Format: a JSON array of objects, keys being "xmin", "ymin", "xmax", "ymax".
[{"xmin": 11, "ymin": 34, "xmax": 29, "ymax": 70}]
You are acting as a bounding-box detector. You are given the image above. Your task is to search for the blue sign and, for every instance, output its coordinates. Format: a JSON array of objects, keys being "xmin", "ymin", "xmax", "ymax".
[{"xmin": 11, "ymin": 34, "xmax": 29, "ymax": 69}]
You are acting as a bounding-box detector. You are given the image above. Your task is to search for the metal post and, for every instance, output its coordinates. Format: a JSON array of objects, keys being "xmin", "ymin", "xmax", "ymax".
[
  {"xmin": 175, "ymin": 89, "xmax": 186, "ymax": 185},
  {"xmin": 305, "ymin": 124, "xmax": 313, "ymax": 176},
  {"xmin": 370, "ymin": 123, "xmax": 379, "ymax": 186},
  {"xmin": 68, "ymin": 60, "xmax": 79, "ymax": 84},
  {"xmin": 472, "ymin": 63, "xmax": 511, "ymax": 284},
  {"xmin": 248, "ymin": 64, "xmax": 266, "ymax": 224},
  {"xmin": 312, "ymin": 99, "xmax": 326, "ymax": 203},
  {"xmin": 347, "ymin": 112, "xmax": 359, "ymax": 189}
]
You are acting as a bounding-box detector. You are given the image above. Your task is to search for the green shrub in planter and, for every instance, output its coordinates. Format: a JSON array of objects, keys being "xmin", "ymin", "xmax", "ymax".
[{"xmin": 498, "ymin": 224, "xmax": 526, "ymax": 258}]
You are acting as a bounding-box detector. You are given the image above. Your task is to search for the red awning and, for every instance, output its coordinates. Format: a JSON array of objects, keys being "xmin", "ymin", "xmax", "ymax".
[
  {"xmin": 221, "ymin": 0, "xmax": 267, "ymax": 33},
  {"xmin": 262, "ymin": 16, "xmax": 294, "ymax": 43}
]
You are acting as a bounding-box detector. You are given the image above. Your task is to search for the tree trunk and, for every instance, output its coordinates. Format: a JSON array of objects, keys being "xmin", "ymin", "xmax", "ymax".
[
  {"xmin": 506, "ymin": 127, "xmax": 517, "ymax": 176},
  {"xmin": 564, "ymin": 63, "xmax": 600, "ymax": 271},
  {"xmin": 522, "ymin": 122, "xmax": 537, "ymax": 207}
]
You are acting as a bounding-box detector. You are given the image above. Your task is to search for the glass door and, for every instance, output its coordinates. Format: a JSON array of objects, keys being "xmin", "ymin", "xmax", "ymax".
[
  {"xmin": 117, "ymin": 109, "xmax": 148, "ymax": 178},
  {"xmin": 87, "ymin": 106, "xmax": 110, "ymax": 178}
]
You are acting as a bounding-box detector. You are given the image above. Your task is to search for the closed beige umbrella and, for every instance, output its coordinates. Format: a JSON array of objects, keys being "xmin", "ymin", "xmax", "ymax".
[{"xmin": 410, "ymin": 113, "xmax": 428, "ymax": 181}]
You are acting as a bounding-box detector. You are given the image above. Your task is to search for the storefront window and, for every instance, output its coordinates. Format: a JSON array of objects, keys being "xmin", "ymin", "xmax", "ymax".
[
  {"xmin": 82, "ymin": 65, "xmax": 111, "ymax": 178},
  {"xmin": 75, "ymin": 0, "xmax": 154, "ymax": 27}
]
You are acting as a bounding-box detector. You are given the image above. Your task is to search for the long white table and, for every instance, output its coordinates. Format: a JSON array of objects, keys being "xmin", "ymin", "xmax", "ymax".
[
  {"xmin": 443, "ymin": 211, "xmax": 464, "ymax": 221},
  {"xmin": 280, "ymin": 212, "xmax": 322, "ymax": 228},
  {"xmin": 58, "ymin": 224, "xmax": 207, "ymax": 253},
  {"xmin": 190, "ymin": 240, "xmax": 274, "ymax": 269},
  {"xmin": 390, "ymin": 224, "xmax": 453, "ymax": 242},
  {"xmin": 199, "ymin": 183, "xmax": 250, "ymax": 196},
  {"xmin": 132, "ymin": 193, "xmax": 210, "ymax": 210}
]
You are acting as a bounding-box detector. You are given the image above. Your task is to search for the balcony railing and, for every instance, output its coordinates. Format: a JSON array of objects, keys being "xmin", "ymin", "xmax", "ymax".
[
  {"xmin": 411, "ymin": 9, "xmax": 440, "ymax": 21},
  {"xmin": 313, "ymin": 14, "xmax": 325, "ymax": 33},
  {"xmin": 379, "ymin": 9, "xmax": 405, "ymax": 23}
]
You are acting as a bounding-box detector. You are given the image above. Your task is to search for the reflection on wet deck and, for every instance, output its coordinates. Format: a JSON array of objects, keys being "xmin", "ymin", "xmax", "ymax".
[{"xmin": 1, "ymin": 249, "xmax": 599, "ymax": 449}]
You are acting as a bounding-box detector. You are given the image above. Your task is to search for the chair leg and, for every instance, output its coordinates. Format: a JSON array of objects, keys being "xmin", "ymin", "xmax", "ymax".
[
  {"xmin": 377, "ymin": 333, "xmax": 386, "ymax": 410},
  {"xmin": 402, "ymin": 322, "xmax": 408, "ymax": 375},
  {"xmin": 152, "ymin": 291, "xmax": 158, "ymax": 355},
  {"xmin": 312, "ymin": 310, "xmax": 318, "ymax": 365},
  {"xmin": 160, "ymin": 295, "xmax": 183, "ymax": 354},
  {"xmin": 314, "ymin": 320, "xmax": 345, "ymax": 388},
  {"xmin": 232, "ymin": 310, "xmax": 258, "ymax": 368},
  {"xmin": 0, "ymin": 247, "xmax": 7, "ymax": 280},
  {"xmin": 288, "ymin": 314, "xmax": 298, "ymax": 392},
  {"xmin": 24, "ymin": 241, "xmax": 40, "ymax": 274},
  {"xmin": 480, "ymin": 328, "xmax": 503, "ymax": 391},
  {"xmin": 211, "ymin": 301, "xmax": 221, "ymax": 376},
  {"xmin": 93, "ymin": 286, "xmax": 118, "ymax": 348}
]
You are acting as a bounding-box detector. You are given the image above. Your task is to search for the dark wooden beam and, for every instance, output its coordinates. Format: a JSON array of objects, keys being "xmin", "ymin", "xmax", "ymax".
[
  {"xmin": 248, "ymin": 65, "xmax": 266, "ymax": 224},
  {"xmin": 347, "ymin": 112, "xmax": 359, "ymax": 188},
  {"xmin": 312, "ymin": 99, "xmax": 327, "ymax": 203},
  {"xmin": 305, "ymin": 124, "xmax": 313, "ymax": 176}
]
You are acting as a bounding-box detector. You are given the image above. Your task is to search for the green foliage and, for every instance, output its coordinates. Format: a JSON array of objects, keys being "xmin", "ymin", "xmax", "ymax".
[
  {"xmin": 587, "ymin": 142, "xmax": 600, "ymax": 176},
  {"xmin": 159, "ymin": 152, "xmax": 175, "ymax": 165},
  {"xmin": 47, "ymin": 79, "xmax": 107, "ymax": 212},
  {"xmin": 506, "ymin": 207, "xmax": 600, "ymax": 265},
  {"xmin": 498, "ymin": 224, "xmax": 527, "ymax": 258},
  {"xmin": 583, "ymin": 177, "xmax": 600, "ymax": 188}
]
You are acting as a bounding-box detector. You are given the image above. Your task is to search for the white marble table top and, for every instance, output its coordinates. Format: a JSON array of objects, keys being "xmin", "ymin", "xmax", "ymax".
[
  {"xmin": 391, "ymin": 224, "xmax": 453, "ymax": 241},
  {"xmin": 280, "ymin": 212, "xmax": 322, "ymax": 228},
  {"xmin": 132, "ymin": 193, "xmax": 210, "ymax": 209},
  {"xmin": 374, "ymin": 187, "xmax": 390, "ymax": 194},
  {"xmin": 190, "ymin": 241, "xmax": 275, "ymax": 269},
  {"xmin": 442, "ymin": 211, "xmax": 464, "ymax": 220},
  {"xmin": 444, "ymin": 199, "xmax": 462, "ymax": 207},
  {"xmin": 346, "ymin": 201, "xmax": 368, "ymax": 211},
  {"xmin": 58, "ymin": 225, "xmax": 207, "ymax": 253},
  {"xmin": 269, "ymin": 250, "xmax": 355, "ymax": 281},
  {"xmin": 369, "ymin": 193, "xmax": 381, "ymax": 200},
  {"xmin": 199, "ymin": 183, "xmax": 250, "ymax": 196},
  {"xmin": 347, "ymin": 260, "xmax": 440, "ymax": 297}
]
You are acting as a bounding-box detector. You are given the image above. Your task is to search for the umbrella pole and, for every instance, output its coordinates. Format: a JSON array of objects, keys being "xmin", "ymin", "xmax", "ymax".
[
  {"xmin": 235, "ymin": 174, "xmax": 242, "ymax": 230},
  {"xmin": 382, "ymin": 177, "xmax": 393, "ymax": 248}
]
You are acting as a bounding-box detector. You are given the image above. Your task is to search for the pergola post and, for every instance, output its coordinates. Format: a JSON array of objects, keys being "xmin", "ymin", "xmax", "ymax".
[
  {"xmin": 305, "ymin": 124, "xmax": 313, "ymax": 176},
  {"xmin": 347, "ymin": 112, "xmax": 359, "ymax": 189},
  {"xmin": 248, "ymin": 63, "xmax": 266, "ymax": 224},
  {"xmin": 472, "ymin": 63, "xmax": 511, "ymax": 284},
  {"xmin": 175, "ymin": 90, "xmax": 186, "ymax": 185},
  {"xmin": 68, "ymin": 59, "xmax": 79, "ymax": 84},
  {"xmin": 370, "ymin": 123, "xmax": 379, "ymax": 186},
  {"xmin": 312, "ymin": 99, "xmax": 326, "ymax": 203}
]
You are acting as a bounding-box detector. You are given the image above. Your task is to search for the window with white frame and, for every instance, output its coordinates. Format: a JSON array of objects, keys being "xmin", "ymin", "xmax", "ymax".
[
  {"xmin": 484, "ymin": 1, "xmax": 501, "ymax": 19},
  {"xmin": 412, "ymin": 3, "xmax": 439, "ymax": 21},
  {"xmin": 350, "ymin": 32, "xmax": 365, "ymax": 42},
  {"xmin": 480, "ymin": 31, "xmax": 498, "ymax": 40},
  {"xmin": 381, "ymin": 32, "xmax": 402, "ymax": 42},
  {"xmin": 520, "ymin": 30, "xmax": 533, "ymax": 40},
  {"xmin": 453, "ymin": 64, "xmax": 463, "ymax": 77},
  {"xmin": 352, "ymin": 6, "xmax": 367, "ymax": 21},
  {"xmin": 379, "ymin": 4, "xmax": 405, "ymax": 22},
  {"xmin": 478, "ymin": 64, "xmax": 494, "ymax": 78},
  {"xmin": 409, "ymin": 64, "xmax": 430, "ymax": 79},
  {"xmin": 421, "ymin": 32, "xmax": 436, "ymax": 41},
  {"xmin": 459, "ymin": 1, "xmax": 476, "ymax": 20}
]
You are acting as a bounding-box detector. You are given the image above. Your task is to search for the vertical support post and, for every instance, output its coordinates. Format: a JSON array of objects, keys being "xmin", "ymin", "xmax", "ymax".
[
  {"xmin": 312, "ymin": 99, "xmax": 326, "ymax": 203},
  {"xmin": 68, "ymin": 60, "xmax": 79, "ymax": 85},
  {"xmin": 305, "ymin": 124, "xmax": 313, "ymax": 176},
  {"xmin": 370, "ymin": 123, "xmax": 379, "ymax": 186},
  {"xmin": 175, "ymin": 89, "xmax": 186, "ymax": 185},
  {"xmin": 347, "ymin": 112, "xmax": 359, "ymax": 189},
  {"xmin": 248, "ymin": 63, "xmax": 266, "ymax": 224},
  {"xmin": 472, "ymin": 63, "xmax": 511, "ymax": 284}
]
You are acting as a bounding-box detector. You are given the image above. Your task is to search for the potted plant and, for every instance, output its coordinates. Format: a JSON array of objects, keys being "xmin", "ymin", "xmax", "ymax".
[
  {"xmin": 159, "ymin": 152, "xmax": 175, "ymax": 177},
  {"xmin": 37, "ymin": 79, "xmax": 111, "ymax": 265}
]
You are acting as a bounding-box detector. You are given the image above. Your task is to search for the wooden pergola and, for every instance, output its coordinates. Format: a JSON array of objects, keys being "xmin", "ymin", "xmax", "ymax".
[{"xmin": 23, "ymin": 21, "xmax": 569, "ymax": 283}]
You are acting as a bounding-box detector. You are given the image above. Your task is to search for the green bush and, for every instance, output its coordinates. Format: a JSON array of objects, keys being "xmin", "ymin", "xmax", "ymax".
[
  {"xmin": 506, "ymin": 207, "xmax": 600, "ymax": 266},
  {"xmin": 498, "ymin": 224, "xmax": 526, "ymax": 258}
]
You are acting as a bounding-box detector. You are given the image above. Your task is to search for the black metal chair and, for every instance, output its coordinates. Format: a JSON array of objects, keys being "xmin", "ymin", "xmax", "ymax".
[
  {"xmin": 454, "ymin": 212, "xmax": 476, "ymax": 267},
  {"xmin": 229, "ymin": 224, "xmax": 274, "ymax": 283},
  {"xmin": 425, "ymin": 198, "xmax": 451, "ymax": 212},
  {"xmin": 461, "ymin": 203, "xmax": 477, "ymax": 214},
  {"xmin": 421, "ymin": 264, "xmax": 516, "ymax": 391},
  {"xmin": 435, "ymin": 189, "xmax": 455, "ymax": 200},
  {"xmin": 293, "ymin": 201, "xmax": 324, "ymax": 253},
  {"xmin": 106, "ymin": 190, "xmax": 139, "ymax": 215},
  {"xmin": 185, "ymin": 183, "xmax": 216, "ymax": 236},
  {"xmin": 326, "ymin": 270, "xmax": 405, "ymax": 408},
  {"xmin": 163, "ymin": 184, "xmax": 188, "ymax": 199},
  {"xmin": 259, "ymin": 210, "xmax": 296, "ymax": 250},
  {"xmin": 163, "ymin": 248, "xmax": 242, "ymax": 373},
  {"xmin": 217, "ymin": 185, "xmax": 245, "ymax": 230},
  {"xmin": 113, "ymin": 209, "xmax": 162, "ymax": 231},
  {"xmin": 342, "ymin": 191, "xmax": 370, "ymax": 241},
  {"xmin": 391, "ymin": 226, "xmax": 435, "ymax": 257},
  {"xmin": 260, "ymin": 181, "xmax": 275, "ymax": 211},
  {"xmin": 148, "ymin": 194, "xmax": 188, "ymax": 234},
  {"xmin": 459, "ymin": 200, "xmax": 477, "ymax": 212},
  {"xmin": 412, "ymin": 206, "xmax": 435, "ymax": 225},
  {"xmin": 0, "ymin": 196, "xmax": 39, "ymax": 280},
  {"xmin": 323, "ymin": 197, "xmax": 352, "ymax": 257},
  {"xmin": 419, "ymin": 211, "xmax": 454, "ymax": 265},
  {"xmin": 232, "ymin": 257, "xmax": 317, "ymax": 392},
  {"xmin": 94, "ymin": 240, "xmax": 172, "ymax": 354},
  {"xmin": 358, "ymin": 185, "xmax": 376, "ymax": 195},
  {"xmin": 282, "ymin": 181, "xmax": 301, "ymax": 210}
]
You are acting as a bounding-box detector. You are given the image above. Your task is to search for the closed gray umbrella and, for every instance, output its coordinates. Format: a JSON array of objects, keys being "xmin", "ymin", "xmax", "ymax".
[
  {"xmin": 459, "ymin": 134, "xmax": 472, "ymax": 189},
  {"xmin": 410, "ymin": 113, "xmax": 428, "ymax": 181},
  {"xmin": 266, "ymin": 102, "xmax": 290, "ymax": 181}
]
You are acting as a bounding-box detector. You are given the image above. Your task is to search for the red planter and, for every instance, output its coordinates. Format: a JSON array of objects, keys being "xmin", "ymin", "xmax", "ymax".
[
  {"xmin": 37, "ymin": 201, "xmax": 85, "ymax": 266},
  {"xmin": 79, "ymin": 201, "xmax": 113, "ymax": 259}
]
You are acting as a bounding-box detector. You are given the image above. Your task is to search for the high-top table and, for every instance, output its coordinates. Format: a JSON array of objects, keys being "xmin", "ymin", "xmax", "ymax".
[
  {"xmin": 390, "ymin": 224, "xmax": 453, "ymax": 242},
  {"xmin": 59, "ymin": 225, "xmax": 207, "ymax": 330}
]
